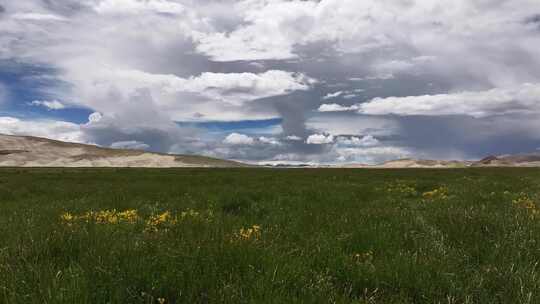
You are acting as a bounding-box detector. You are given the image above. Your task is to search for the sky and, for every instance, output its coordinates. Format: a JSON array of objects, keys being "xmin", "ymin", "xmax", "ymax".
[{"xmin": 1, "ymin": 0, "xmax": 540, "ymax": 165}]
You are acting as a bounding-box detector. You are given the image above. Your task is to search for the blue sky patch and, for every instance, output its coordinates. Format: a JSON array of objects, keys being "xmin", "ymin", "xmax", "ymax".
[{"xmin": 0, "ymin": 60, "xmax": 92, "ymax": 124}]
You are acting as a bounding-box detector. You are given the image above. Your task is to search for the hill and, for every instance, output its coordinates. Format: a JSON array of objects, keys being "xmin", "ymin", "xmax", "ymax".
[
  {"xmin": 343, "ymin": 154, "xmax": 540, "ymax": 169},
  {"xmin": 471, "ymin": 154, "xmax": 540, "ymax": 167},
  {"xmin": 0, "ymin": 134, "xmax": 245, "ymax": 168}
]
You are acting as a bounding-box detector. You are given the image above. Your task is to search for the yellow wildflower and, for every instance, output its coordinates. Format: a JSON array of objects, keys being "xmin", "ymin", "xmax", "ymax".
[
  {"xmin": 145, "ymin": 211, "xmax": 177, "ymax": 233},
  {"xmin": 385, "ymin": 181, "xmax": 418, "ymax": 197},
  {"xmin": 60, "ymin": 212, "xmax": 76, "ymax": 226},
  {"xmin": 513, "ymin": 194, "xmax": 539, "ymax": 218},
  {"xmin": 60, "ymin": 212, "xmax": 75, "ymax": 222},
  {"xmin": 234, "ymin": 225, "xmax": 262, "ymax": 242},
  {"xmin": 59, "ymin": 209, "xmax": 141, "ymax": 226},
  {"xmin": 117, "ymin": 209, "xmax": 139, "ymax": 223},
  {"xmin": 422, "ymin": 186, "xmax": 449, "ymax": 201}
]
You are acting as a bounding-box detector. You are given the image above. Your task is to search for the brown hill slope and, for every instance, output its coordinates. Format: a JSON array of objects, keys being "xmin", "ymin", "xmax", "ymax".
[
  {"xmin": 343, "ymin": 154, "xmax": 540, "ymax": 169},
  {"xmin": 374, "ymin": 154, "xmax": 540, "ymax": 168},
  {"xmin": 0, "ymin": 134, "xmax": 245, "ymax": 168},
  {"xmin": 471, "ymin": 154, "xmax": 540, "ymax": 167}
]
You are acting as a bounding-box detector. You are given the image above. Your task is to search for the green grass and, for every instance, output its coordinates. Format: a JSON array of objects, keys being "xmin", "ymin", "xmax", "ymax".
[{"xmin": 1, "ymin": 168, "xmax": 540, "ymax": 303}]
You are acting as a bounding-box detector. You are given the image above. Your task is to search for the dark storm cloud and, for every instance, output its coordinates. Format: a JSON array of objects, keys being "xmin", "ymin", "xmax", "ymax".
[
  {"xmin": 83, "ymin": 126, "xmax": 181, "ymax": 153},
  {"xmin": 273, "ymin": 91, "xmax": 327, "ymax": 155},
  {"xmin": 40, "ymin": 0, "xmax": 90, "ymax": 15},
  {"xmin": 391, "ymin": 114, "xmax": 540, "ymax": 159},
  {"xmin": 80, "ymin": 90, "xmax": 204, "ymax": 153},
  {"xmin": 525, "ymin": 14, "xmax": 540, "ymax": 23},
  {"xmin": 525, "ymin": 14, "xmax": 540, "ymax": 29}
]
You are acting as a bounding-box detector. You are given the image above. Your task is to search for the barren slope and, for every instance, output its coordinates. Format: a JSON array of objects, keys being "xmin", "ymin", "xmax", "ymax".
[
  {"xmin": 0, "ymin": 134, "xmax": 245, "ymax": 168},
  {"xmin": 471, "ymin": 154, "xmax": 540, "ymax": 167}
]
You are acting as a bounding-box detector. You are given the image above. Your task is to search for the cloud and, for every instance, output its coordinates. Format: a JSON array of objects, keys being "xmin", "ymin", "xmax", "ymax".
[
  {"xmin": 306, "ymin": 134, "xmax": 334, "ymax": 145},
  {"xmin": 66, "ymin": 67, "xmax": 314, "ymax": 121},
  {"xmin": 372, "ymin": 60, "xmax": 414, "ymax": 76},
  {"xmin": 191, "ymin": 0, "xmax": 540, "ymax": 89},
  {"xmin": 318, "ymin": 103, "xmax": 359, "ymax": 112},
  {"xmin": 192, "ymin": 0, "xmax": 318, "ymax": 61},
  {"xmin": 12, "ymin": 13, "xmax": 67, "ymax": 21},
  {"xmin": 337, "ymin": 135, "xmax": 379, "ymax": 147},
  {"xmin": 223, "ymin": 133, "xmax": 255, "ymax": 145},
  {"xmin": 175, "ymin": 70, "xmax": 314, "ymax": 106},
  {"xmin": 321, "ymin": 88, "xmax": 365, "ymax": 103},
  {"xmin": 88, "ymin": 112, "xmax": 103, "ymax": 123},
  {"xmin": 110, "ymin": 140, "xmax": 150, "ymax": 150},
  {"xmin": 2, "ymin": 1, "xmax": 308, "ymax": 125},
  {"xmin": 193, "ymin": 0, "xmax": 414, "ymax": 62},
  {"xmin": 334, "ymin": 146, "xmax": 411, "ymax": 164},
  {"xmin": 349, "ymin": 74, "xmax": 395, "ymax": 81},
  {"xmin": 80, "ymin": 91, "xmax": 201, "ymax": 153},
  {"xmin": 307, "ymin": 114, "xmax": 399, "ymax": 137},
  {"xmin": 267, "ymin": 140, "xmax": 410, "ymax": 165},
  {"xmin": 258, "ymin": 136, "xmax": 281, "ymax": 145},
  {"xmin": 357, "ymin": 83, "xmax": 540, "ymax": 118},
  {"xmin": 286, "ymin": 135, "xmax": 302, "ymax": 141},
  {"xmin": 0, "ymin": 116, "xmax": 83, "ymax": 142},
  {"xmin": 322, "ymin": 91, "xmax": 343, "ymax": 100},
  {"xmin": 30, "ymin": 100, "xmax": 66, "ymax": 110},
  {"xmin": 94, "ymin": 0, "xmax": 185, "ymax": 15}
]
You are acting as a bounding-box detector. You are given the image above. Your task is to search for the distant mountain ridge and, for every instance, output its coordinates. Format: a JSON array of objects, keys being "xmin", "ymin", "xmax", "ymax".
[
  {"xmin": 342, "ymin": 154, "xmax": 540, "ymax": 168},
  {"xmin": 470, "ymin": 154, "xmax": 540, "ymax": 167},
  {"xmin": 0, "ymin": 134, "xmax": 245, "ymax": 168}
]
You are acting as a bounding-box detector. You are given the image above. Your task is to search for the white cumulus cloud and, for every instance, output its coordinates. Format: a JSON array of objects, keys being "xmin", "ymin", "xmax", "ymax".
[
  {"xmin": 322, "ymin": 91, "xmax": 344, "ymax": 100},
  {"xmin": 0, "ymin": 117, "xmax": 83, "ymax": 143},
  {"xmin": 258, "ymin": 136, "xmax": 281, "ymax": 145},
  {"xmin": 306, "ymin": 133, "xmax": 334, "ymax": 145},
  {"xmin": 318, "ymin": 103, "xmax": 359, "ymax": 112},
  {"xmin": 88, "ymin": 112, "xmax": 103, "ymax": 123},
  {"xmin": 223, "ymin": 133, "xmax": 255, "ymax": 145},
  {"xmin": 94, "ymin": 0, "xmax": 185, "ymax": 15},
  {"xmin": 12, "ymin": 13, "xmax": 67, "ymax": 21},
  {"xmin": 286, "ymin": 135, "xmax": 302, "ymax": 141},
  {"xmin": 70, "ymin": 68, "xmax": 314, "ymax": 121},
  {"xmin": 357, "ymin": 83, "xmax": 540, "ymax": 118},
  {"xmin": 337, "ymin": 135, "xmax": 379, "ymax": 147},
  {"xmin": 30, "ymin": 100, "xmax": 66, "ymax": 110}
]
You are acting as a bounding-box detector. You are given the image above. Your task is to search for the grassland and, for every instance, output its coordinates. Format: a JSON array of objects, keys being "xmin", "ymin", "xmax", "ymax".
[{"xmin": 1, "ymin": 168, "xmax": 540, "ymax": 303}]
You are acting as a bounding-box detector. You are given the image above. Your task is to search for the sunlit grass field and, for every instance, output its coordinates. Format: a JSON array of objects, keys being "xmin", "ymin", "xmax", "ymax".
[{"xmin": 1, "ymin": 168, "xmax": 540, "ymax": 303}]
